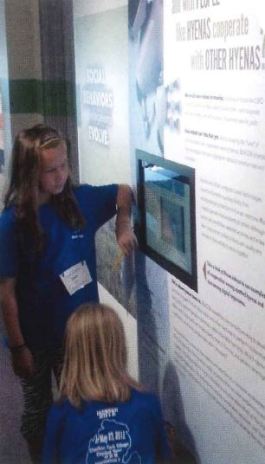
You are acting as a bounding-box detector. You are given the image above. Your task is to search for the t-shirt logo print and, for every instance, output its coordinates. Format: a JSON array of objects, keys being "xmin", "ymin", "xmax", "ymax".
[{"xmin": 86, "ymin": 419, "xmax": 141, "ymax": 463}]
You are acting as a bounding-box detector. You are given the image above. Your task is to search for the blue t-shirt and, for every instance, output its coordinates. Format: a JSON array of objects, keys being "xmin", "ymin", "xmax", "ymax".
[
  {"xmin": 42, "ymin": 389, "xmax": 171, "ymax": 464},
  {"xmin": 0, "ymin": 184, "xmax": 118, "ymax": 350}
]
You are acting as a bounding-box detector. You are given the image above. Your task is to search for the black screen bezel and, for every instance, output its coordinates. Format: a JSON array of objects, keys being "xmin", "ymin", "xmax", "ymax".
[{"xmin": 135, "ymin": 149, "xmax": 198, "ymax": 292}]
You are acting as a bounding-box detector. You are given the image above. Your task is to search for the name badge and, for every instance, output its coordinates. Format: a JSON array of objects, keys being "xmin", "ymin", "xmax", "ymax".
[{"xmin": 59, "ymin": 261, "xmax": 92, "ymax": 295}]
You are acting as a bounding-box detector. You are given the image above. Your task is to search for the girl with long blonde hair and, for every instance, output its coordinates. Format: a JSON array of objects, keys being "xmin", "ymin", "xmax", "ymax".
[
  {"xmin": 0, "ymin": 124, "xmax": 137, "ymax": 463},
  {"xmin": 42, "ymin": 303, "xmax": 171, "ymax": 464}
]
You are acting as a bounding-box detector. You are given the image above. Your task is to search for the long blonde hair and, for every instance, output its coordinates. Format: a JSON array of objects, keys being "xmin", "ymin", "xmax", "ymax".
[{"xmin": 59, "ymin": 303, "xmax": 141, "ymax": 407}]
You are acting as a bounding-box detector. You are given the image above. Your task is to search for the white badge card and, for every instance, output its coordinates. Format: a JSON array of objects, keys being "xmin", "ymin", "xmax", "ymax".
[{"xmin": 60, "ymin": 261, "xmax": 92, "ymax": 295}]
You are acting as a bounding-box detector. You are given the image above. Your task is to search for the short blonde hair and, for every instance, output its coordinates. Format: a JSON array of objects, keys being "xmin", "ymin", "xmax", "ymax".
[{"xmin": 59, "ymin": 303, "xmax": 141, "ymax": 407}]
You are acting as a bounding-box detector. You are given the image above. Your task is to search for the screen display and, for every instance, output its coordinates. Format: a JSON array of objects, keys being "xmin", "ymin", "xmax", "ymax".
[{"xmin": 136, "ymin": 150, "xmax": 197, "ymax": 291}]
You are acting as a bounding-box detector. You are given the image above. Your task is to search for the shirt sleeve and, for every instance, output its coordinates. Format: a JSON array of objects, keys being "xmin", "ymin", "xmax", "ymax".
[
  {"xmin": 91, "ymin": 184, "xmax": 119, "ymax": 230},
  {"xmin": 0, "ymin": 210, "xmax": 18, "ymax": 278},
  {"xmin": 42, "ymin": 404, "xmax": 65, "ymax": 464},
  {"xmin": 75, "ymin": 184, "xmax": 119, "ymax": 231}
]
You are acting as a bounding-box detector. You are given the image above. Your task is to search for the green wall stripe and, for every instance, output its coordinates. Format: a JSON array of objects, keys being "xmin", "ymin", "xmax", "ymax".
[
  {"xmin": 9, "ymin": 79, "xmax": 42, "ymax": 114},
  {"xmin": 9, "ymin": 79, "xmax": 76, "ymax": 116}
]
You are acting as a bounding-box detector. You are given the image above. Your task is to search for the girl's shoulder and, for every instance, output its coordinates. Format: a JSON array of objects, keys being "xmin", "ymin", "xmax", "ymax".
[
  {"xmin": 73, "ymin": 183, "xmax": 118, "ymax": 208},
  {"xmin": 131, "ymin": 387, "xmax": 158, "ymax": 400},
  {"xmin": 72, "ymin": 184, "xmax": 96, "ymax": 201},
  {"xmin": 73, "ymin": 183, "xmax": 92, "ymax": 194},
  {"xmin": 48, "ymin": 399, "xmax": 75, "ymax": 422},
  {"xmin": 130, "ymin": 388, "xmax": 162, "ymax": 412},
  {"xmin": 73, "ymin": 183, "xmax": 116, "ymax": 196},
  {"xmin": 50, "ymin": 397, "xmax": 74, "ymax": 412}
]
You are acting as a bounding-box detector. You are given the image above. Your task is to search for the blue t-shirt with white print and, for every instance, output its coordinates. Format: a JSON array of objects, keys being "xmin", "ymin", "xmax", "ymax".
[
  {"xmin": 0, "ymin": 184, "xmax": 118, "ymax": 350},
  {"xmin": 42, "ymin": 389, "xmax": 171, "ymax": 464}
]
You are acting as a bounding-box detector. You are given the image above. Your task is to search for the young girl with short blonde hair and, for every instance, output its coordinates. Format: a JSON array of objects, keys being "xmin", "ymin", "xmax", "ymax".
[{"xmin": 42, "ymin": 303, "xmax": 171, "ymax": 464}]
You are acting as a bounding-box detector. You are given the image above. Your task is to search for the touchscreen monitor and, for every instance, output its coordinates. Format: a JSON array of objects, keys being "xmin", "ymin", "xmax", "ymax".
[{"xmin": 136, "ymin": 150, "xmax": 197, "ymax": 291}]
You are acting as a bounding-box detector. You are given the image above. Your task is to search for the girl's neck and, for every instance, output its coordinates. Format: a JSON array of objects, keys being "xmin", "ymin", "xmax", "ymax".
[{"xmin": 38, "ymin": 191, "xmax": 52, "ymax": 206}]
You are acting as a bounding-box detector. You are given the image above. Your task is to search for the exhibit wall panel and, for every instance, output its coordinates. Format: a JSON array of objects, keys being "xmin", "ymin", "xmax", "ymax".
[
  {"xmin": 129, "ymin": 0, "xmax": 265, "ymax": 462},
  {"xmin": 162, "ymin": 1, "xmax": 265, "ymax": 463},
  {"xmin": 74, "ymin": 2, "xmax": 131, "ymax": 186},
  {"xmin": 72, "ymin": 1, "xmax": 140, "ymax": 375}
]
